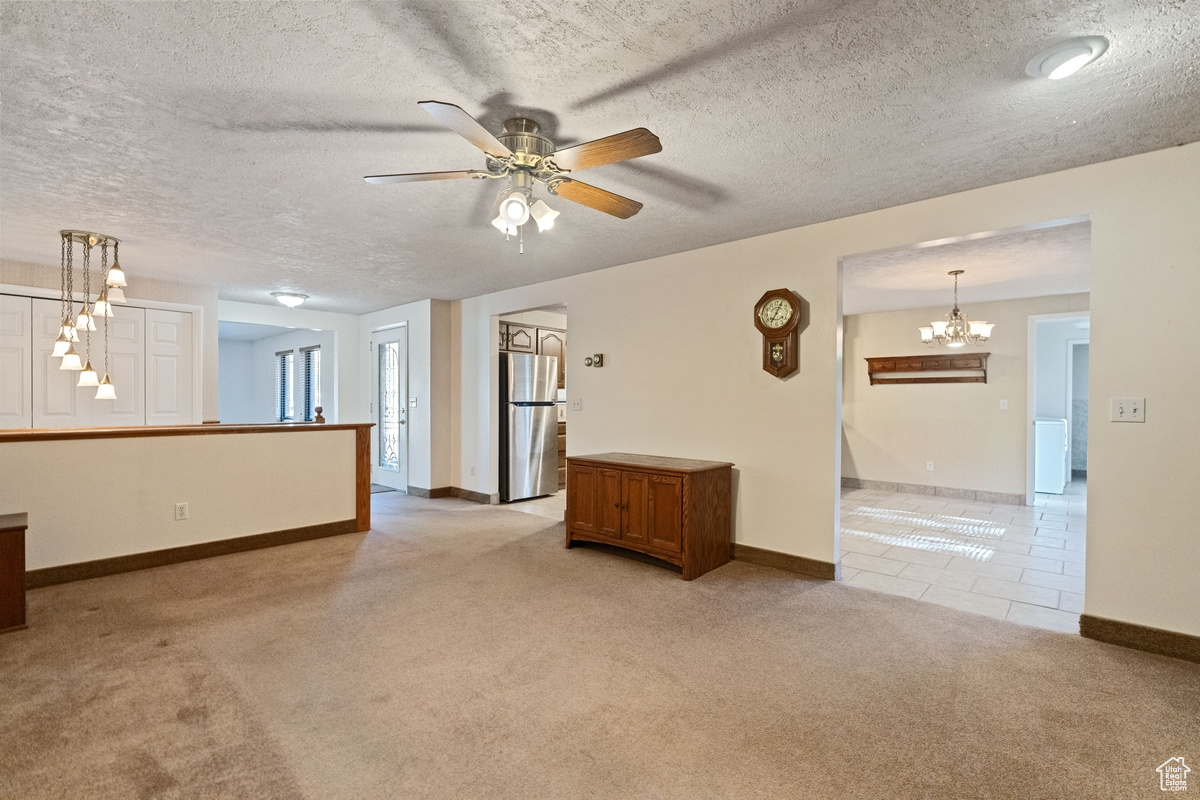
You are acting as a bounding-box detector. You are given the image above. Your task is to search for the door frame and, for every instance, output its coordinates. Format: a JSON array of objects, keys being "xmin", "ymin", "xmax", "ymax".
[
  {"xmin": 1026, "ymin": 312, "xmax": 1090, "ymax": 504},
  {"xmin": 370, "ymin": 324, "xmax": 409, "ymax": 492}
]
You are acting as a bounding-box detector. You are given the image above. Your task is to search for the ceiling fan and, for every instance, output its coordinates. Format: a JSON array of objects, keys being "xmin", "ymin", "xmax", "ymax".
[{"xmin": 365, "ymin": 101, "xmax": 662, "ymax": 248}]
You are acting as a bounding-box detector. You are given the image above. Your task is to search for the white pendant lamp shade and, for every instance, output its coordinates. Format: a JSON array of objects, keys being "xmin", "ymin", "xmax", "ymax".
[
  {"xmin": 491, "ymin": 216, "xmax": 519, "ymax": 235},
  {"xmin": 969, "ymin": 321, "xmax": 995, "ymax": 338},
  {"xmin": 106, "ymin": 262, "xmax": 127, "ymax": 287},
  {"xmin": 95, "ymin": 374, "xmax": 117, "ymax": 400},
  {"xmin": 52, "ymin": 330, "xmax": 73, "ymax": 357},
  {"xmin": 529, "ymin": 199, "xmax": 559, "ymax": 232},
  {"xmin": 919, "ymin": 326, "xmax": 934, "ymax": 343},
  {"xmin": 93, "ymin": 291, "xmax": 114, "ymax": 317},
  {"xmin": 76, "ymin": 309, "xmax": 97, "ymax": 331},
  {"xmin": 77, "ymin": 361, "xmax": 100, "ymax": 387},
  {"xmin": 60, "ymin": 344, "xmax": 83, "ymax": 370},
  {"xmin": 498, "ymin": 191, "xmax": 530, "ymax": 226},
  {"xmin": 106, "ymin": 286, "xmax": 126, "ymax": 303}
]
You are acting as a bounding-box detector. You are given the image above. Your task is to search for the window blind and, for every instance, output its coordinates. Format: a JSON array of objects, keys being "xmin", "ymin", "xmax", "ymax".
[
  {"xmin": 301, "ymin": 346, "xmax": 321, "ymax": 421},
  {"xmin": 276, "ymin": 350, "xmax": 294, "ymax": 421}
]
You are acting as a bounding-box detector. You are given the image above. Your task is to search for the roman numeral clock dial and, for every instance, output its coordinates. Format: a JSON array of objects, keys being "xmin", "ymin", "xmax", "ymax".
[{"xmin": 753, "ymin": 288, "xmax": 802, "ymax": 378}]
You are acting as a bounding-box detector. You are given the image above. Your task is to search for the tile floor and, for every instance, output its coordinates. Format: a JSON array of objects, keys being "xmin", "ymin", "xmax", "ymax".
[{"xmin": 838, "ymin": 480, "xmax": 1086, "ymax": 634}]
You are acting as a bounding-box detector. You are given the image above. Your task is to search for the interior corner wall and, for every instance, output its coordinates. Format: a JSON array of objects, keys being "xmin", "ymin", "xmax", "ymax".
[
  {"xmin": 428, "ymin": 300, "xmax": 453, "ymax": 488},
  {"xmin": 842, "ymin": 293, "xmax": 1088, "ymax": 495},
  {"xmin": 218, "ymin": 300, "xmax": 363, "ymax": 425},
  {"xmin": 217, "ymin": 339, "xmax": 255, "ymax": 423},
  {"xmin": 454, "ymin": 142, "xmax": 1200, "ymax": 638},
  {"xmin": 3, "ymin": 260, "xmax": 219, "ymax": 421}
]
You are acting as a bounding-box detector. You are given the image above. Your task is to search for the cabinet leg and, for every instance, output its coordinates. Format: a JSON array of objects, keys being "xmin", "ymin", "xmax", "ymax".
[{"xmin": 564, "ymin": 531, "xmax": 573, "ymax": 549}]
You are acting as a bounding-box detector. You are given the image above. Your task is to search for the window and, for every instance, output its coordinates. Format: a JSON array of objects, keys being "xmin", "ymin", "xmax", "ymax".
[
  {"xmin": 301, "ymin": 346, "xmax": 321, "ymax": 421},
  {"xmin": 275, "ymin": 350, "xmax": 294, "ymax": 421}
]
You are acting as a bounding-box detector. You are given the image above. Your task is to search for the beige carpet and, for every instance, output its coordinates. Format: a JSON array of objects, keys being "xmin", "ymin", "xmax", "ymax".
[{"xmin": 2, "ymin": 493, "xmax": 1197, "ymax": 799}]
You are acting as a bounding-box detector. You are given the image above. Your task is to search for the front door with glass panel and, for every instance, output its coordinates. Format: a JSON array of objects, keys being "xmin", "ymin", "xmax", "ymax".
[{"xmin": 371, "ymin": 327, "xmax": 408, "ymax": 491}]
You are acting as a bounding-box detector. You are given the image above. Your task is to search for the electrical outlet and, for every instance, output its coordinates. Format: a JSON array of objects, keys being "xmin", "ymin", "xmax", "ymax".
[
  {"xmin": 570, "ymin": 398, "xmax": 582, "ymax": 411},
  {"xmin": 926, "ymin": 461, "xmax": 934, "ymax": 471},
  {"xmin": 1110, "ymin": 397, "xmax": 1146, "ymax": 422},
  {"xmin": 469, "ymin": 465, "xmax": 475, "ymax": 476},
  {"xmin": 174, "ymin": 502, "xmax": 189, "ymax": 521}
]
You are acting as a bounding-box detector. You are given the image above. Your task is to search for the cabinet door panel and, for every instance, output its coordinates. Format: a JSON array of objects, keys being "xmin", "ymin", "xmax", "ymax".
[
  {"xmin": 506, "ymin": 323, "xmax": 535, "ymax": 353},
  {"xmin": 146, "ymin": 308, "xmax": 194, "ymax": 425},
  {"xmin": 567, "ymin": 464, "xmax": 598, "ymax": 533},
  {"xmin": 597, "ymin": 468, "xmax": 622, "ymax": 538},
  {"xmin": 33, "ymin": 298, "xmax": 86, "ymax": 428},
  {"xmin": 622, "ymin": 471, "xmax": 648, "ymax": 543},
  {"xmin": 89, "ymin": 307, "xmax": 145, "ymax": 427},
  {"xmin": 647, "ymin": 475, "xmax": 684, "ymax": 552},
  {"xmin": 536, "ymin": 328, "xmax": 566, "ymax": 389}
]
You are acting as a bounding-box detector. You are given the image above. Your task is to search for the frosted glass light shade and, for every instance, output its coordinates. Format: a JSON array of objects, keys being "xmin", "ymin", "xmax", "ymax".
[
  {"xmin": 918, "ymin": 326, "xmax": 934, "ymax": 343},
  {"xmin": 52, "ymin": 331, "xmax": 72, "ymax": 357},
  {"xmin": 76, "ymin": 310, "xmax": 97, "ymax": 331},
  {"xmin": 931, "ymin": 321, "xmax": 948, "ymax": 337},
  {"xmin": 60, "ymin": 345, "xmax": 83, "ymax": 370},
  {"xmin": 106, "ymin": 263, "xmax": 127, "ymax": 287},
  {"xmin": 77, "ymin": 362, "xmax": 100, "ymax": 387},
  {"xmin": 95, "ymin": 375, "xmax": 117, "ymax": 400},
  {"xmin": 498, "ymin": 192, "xmax": 530, "ymax": 226},
  {"xmin": 107, "ymin": 286, "xmax": 126, "ymax": 303},
  {"xmin": 529, "ymin": 199, "xmax": 559, "ymax": 232},
  {"xmin": 491, "ymin": 215, "xmax": 518, "ymax": 235},
  {"xmin": 970, "ymin": 321, "xmax": 995, "ymax": 338},
  {"xmin": 93, "ymin": 291, "xmax": 114, "ymax": 317},
  {"xmin": 271, "ymin": 292, "xmax": 308, "ymax": 308}
]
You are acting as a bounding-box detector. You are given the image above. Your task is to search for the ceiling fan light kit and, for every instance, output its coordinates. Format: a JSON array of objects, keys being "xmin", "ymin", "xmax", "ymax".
[
  {"xmin": 1026, "ymin": 36, "xmax": 1109, "ymax": 80},
  {"xmin": 918, "ymin": 270, "xmax": 993, "ymax": 348},
  {"xmin": 365, "ymin": 101, "xmax": 662, "ymax": 252}
]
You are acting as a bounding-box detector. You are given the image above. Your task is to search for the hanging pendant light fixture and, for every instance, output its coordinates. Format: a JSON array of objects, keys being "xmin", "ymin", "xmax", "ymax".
[
  {"xmin": 919, "ymin": 270, "xmax": 994, "ymax": 348},
  {"xmin": 56, "ymin": 230, "xmax": 129, "ymax": 395}
]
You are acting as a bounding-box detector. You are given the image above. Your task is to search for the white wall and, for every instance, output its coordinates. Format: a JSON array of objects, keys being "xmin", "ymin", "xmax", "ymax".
[
  {"xmin": 250, "ymin": 329, "xmax": 337, "ymax": 421},
  {"xmin": 1, "ymin": 428, "xmax": 357, "ymax": 569},
  {"xmin": 500, "ymin": 310, "xmax": 567, "ymax": 329},
  {"xmin": 1071, "ymin": 344, "xmax": 1089, "ymax": 472},
  {"xmin": 358, "ymin": 298, "xmax": 452, "ymax": 491},
  {"xmin": 217, "ymin": 339, "xmax": 256, "ymax": 423},
  {"xmin": 218, "ymin": 300, "xmax": 363, "ymax": 424},
  {"xmin": 843, "ymin": 294, "xmax": 1088, "ymax": 495},
  {"xmin": 1035, "ymin": 317, "xmax": 1089, "ymax": 420},
  {"xmin": 2, "ymin": 262, "xmax": 218, "ymax": 420},
  {"xmin": 451, "ymin": 142, "xmax": 1200, "ymax": 637}
]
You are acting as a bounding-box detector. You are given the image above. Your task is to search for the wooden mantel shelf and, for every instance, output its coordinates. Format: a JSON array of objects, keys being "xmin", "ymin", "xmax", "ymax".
[{"xmin": 866, "ymin": 353, "xmax": 989, "ymax": 385}]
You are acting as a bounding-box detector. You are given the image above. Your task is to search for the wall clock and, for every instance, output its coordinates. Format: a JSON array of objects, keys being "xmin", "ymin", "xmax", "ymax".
[{"xmin": 753, "ymin": 288, "xmax": 802, "ymax": 378}]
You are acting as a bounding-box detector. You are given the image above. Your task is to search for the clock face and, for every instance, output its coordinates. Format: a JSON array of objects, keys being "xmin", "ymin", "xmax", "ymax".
[{"xmin": 758, "ymin": 297, "xmax": 794, "ymax": 329}]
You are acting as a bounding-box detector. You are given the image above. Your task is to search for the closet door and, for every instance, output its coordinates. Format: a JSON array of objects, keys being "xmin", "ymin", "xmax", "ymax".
[
  {"xmin": 33, "ymin": 297, "xmax": 89, "ymax": 428},
  {"xmin": 0, "ymin": 295, "xmax": 33, "ymax": 429},
  {"xmin": 89, "ymin": 306, "xmax": 146, "ymax": 427},
  {"xmin": 145, "ymin": 309, "xmax": 194, "ymax": 425}
]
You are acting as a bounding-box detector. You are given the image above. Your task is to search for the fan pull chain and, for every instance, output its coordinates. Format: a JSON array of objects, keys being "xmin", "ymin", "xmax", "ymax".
[{"xmin": 519, "ymin": 225, "xmax": 524, "ymax": 255}]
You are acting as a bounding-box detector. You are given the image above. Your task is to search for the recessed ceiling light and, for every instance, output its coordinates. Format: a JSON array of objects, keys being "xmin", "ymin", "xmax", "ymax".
[
  {"xmin": 1026, "ymin": 36, "xmax": 1109, "ymax": 80},
  {"xmin": 272, "ymin": 292, "xmax": 308, "ymax": 308}
]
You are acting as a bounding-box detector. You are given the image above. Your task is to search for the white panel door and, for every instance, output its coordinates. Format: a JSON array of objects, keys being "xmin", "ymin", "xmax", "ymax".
[
  {"xmin": 33, "ymin": 297, "xmax": 88, "ymax": 428},
  {"xmin": 0, "ymin": 294, "xmax": 33, "ymax": 429},
  {"xmin": 90, "ymin": 306, "xmax": 146, "ymax": 427},
  {"xmin": 145, "ymin": 308, "xmax": 194, "ymax": 425}
]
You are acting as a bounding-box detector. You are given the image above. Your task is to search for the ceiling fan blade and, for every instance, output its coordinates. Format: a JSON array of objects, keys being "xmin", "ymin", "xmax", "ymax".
[
  {"xmin": 418, "ymin": 101, "xmax": 513, "ymax": 158},
  {"xmin": 549, "ymin": 128, "xmax": 661, "ymax": 172},
  {"xmin": 552, "ymin": 179, "xmax": 644, "ymax": 219},
  {"xmin": 364, "ymin": 170, "xmax": 482, "ymax": 184}
]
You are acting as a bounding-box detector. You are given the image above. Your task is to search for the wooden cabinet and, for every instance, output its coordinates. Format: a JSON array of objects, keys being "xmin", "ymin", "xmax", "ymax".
[
  {"xmin": 557, "ymin": 420, "xmax": 567, "ymax": 488},
  {"xmin": 536, "ymin": 327, "xmax": 567, "ymax": 389},
  {"xmin": 0, "ymin": 513, "xmax": 27, "ymax": 633},
  {"xmin": 500, "ymin": 322, "xmax": 536, "ymax": 353},
  {"xmin": 566, "ymin": 453, "xmax": 733, "ymax": 580}
]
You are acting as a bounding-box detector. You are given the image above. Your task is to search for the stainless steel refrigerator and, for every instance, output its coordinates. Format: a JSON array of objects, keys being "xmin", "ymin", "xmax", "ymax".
[{"xmin": 499, "ymin": 353, "xmax": 559, "ymax": 502}]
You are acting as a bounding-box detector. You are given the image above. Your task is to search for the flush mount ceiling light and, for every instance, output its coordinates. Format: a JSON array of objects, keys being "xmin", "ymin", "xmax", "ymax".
[
  {"xmin": 1026, "ymin": 36, "xmax": 1109, "ymax": 80},
  {"xmin": 272, "ymin": 292, "xmax": 308, "ymax": 308},
  {"xmin": 919, "ymin": 270, "xmax": 994, "ymax": 348}
]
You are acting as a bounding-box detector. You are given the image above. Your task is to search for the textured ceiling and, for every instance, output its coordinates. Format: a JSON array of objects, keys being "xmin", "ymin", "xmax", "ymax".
[
  {"xmin": 1, "ymin": 1, "xmax": 1197, "ymax": 314},
  {"xmin": 842, "ymin": 220, "xmax": 1091, "ymax": 315}
]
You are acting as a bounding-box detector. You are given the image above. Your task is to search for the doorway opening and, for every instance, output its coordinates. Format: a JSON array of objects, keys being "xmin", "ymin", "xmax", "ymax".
[
  {"xmin": 836, "ymin": 218, "xmax": 1090, "ymax": 634},
  {"xmin": 497, "ymin": 304, "xmax": 567, "ymax": 516},
  {"xmin": 217, "ymin": 320, "xmax": 334, "ymax": 425}
]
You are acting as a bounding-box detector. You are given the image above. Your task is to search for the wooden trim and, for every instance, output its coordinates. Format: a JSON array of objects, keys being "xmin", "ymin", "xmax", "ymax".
[
  {"xmin": 26, "ymin": 519, "xmax": 359, "ymax": 589},
  {"xmin": 355, "ymin": 426, "xmax": 371, "ymax": 532},
  {"xmin": 0, "ymin": 422, "xmax": 373, "ymax": 444},
  {"xmin": 1080, "ymin": 614, "xmax": 1200, "ymax": 664},
  {"xmin": 841, "ymin": 477, "xmax": 1025, "ymax": 506},
  {"xmin": 734, "ymin": 543, "xmax": 837, "ymax": 580},
  {"xmin": 450, "ymin": 487, "xmax": 494, "ymax": 504},
  {"xmin": 407, "ymin": 486, "xmax": 453, "ymax": 499}
]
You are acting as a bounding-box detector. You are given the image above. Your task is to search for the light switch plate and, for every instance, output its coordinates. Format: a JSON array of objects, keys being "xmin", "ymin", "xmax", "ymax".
[
  {"xmin": 1110, "ymin": 397, "xmax": 1145, "ymax": 422},
  {"xmin": 409, "ymin": 397, "xmax": 417, "ymax": 408},
  {"xmin": 570, "ymin": 398, "xmax": 582, "ymax": 412}
]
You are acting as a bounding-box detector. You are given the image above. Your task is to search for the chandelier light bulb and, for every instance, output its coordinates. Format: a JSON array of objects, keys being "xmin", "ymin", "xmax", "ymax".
[
  {"xmin": 95, "ymin": 374, "xmax": 117, "ymax": 400},
  {"xmin": 77, "ymin": 361, "xmax": 100, "ymax": 387}
]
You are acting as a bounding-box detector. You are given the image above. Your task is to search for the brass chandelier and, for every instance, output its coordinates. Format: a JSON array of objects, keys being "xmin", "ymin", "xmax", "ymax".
[
  {"xmin": 918, "ymin": 270, "xmax": 994, "ymax": 348},
  {"xmin": 52, "ymin": 230, "xmax": 130, "ymax": 399}
]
